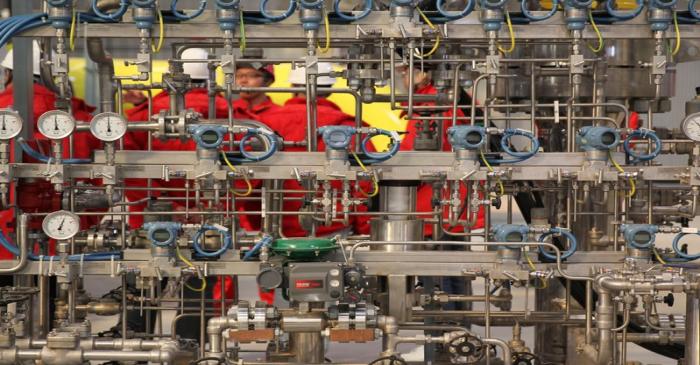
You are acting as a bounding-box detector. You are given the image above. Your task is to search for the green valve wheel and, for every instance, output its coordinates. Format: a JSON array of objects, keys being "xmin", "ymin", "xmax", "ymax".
[{"xmin": 270, "ymin": 238, "xmax": 338, "ymax": 260}]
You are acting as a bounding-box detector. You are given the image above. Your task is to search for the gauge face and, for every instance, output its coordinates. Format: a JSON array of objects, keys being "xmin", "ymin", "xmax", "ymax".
[
  {"xmin": 0, "ymin": 110, "xmax": 23, "ymax": 140},
  {"xmin": 682, "ymin": 112, "xmax": 700, "ymax": 142},
  {"xmin": 37, "ymin": 110, "xmax": 75, "ymax": 140},
  {"xmin": 90, "ymin": 112, "xmax": 127, "ymax": 142},
  {"xmin": 42, "ymin": 210, "xmax": 80, "ymax": 240}
]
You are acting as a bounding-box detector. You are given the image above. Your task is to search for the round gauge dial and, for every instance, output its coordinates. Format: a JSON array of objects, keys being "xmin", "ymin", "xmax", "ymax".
[
  {"xmin": 42, "ymin": 210, "xmax": 80, "ymax": 240},
  {"xmin": 90, "ymin": 112, "xmax": 127, "ymax": 142},
  {"xmin": 37, "ymin": 110, "xmax": 75, "ymax": 140},
  {"xmin": 682, "ymin": 112, "xmax": 700, "ymax": 142},
  {"xmin": 0, "ymin": 109, "xmax": 23, "ymax": 140}
]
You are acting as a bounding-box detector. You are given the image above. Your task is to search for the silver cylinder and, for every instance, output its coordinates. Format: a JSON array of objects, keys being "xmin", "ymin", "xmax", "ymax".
[
  {"xmin": 378, "ymin": 185, "xmax": 417, "ymax": 221},
  {"xmin": 290, "ymin": 332, "xmax": 324, "ymax": 363},
  {"xmin": 369, "ymin": 219, "xmax": 424, "ymax": 252}
]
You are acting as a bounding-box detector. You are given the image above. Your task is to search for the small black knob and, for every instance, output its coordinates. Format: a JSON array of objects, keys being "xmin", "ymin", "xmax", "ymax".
[
  {"xmin": 330, "ymin": 290, "xmax": 341, "ymax": 299},
  {"xmin": 492, "ymin": 197, "xmax": 502, "ymax": 209},
  {"xmin": 663, "ymin": 293, "xmax": 675, "ymax": 307}
]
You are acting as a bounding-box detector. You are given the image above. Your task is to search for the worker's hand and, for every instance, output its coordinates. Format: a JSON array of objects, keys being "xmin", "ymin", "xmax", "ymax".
[{"xmin": 123, "ymin": 90, "xmax": 147, "ymax": 105}]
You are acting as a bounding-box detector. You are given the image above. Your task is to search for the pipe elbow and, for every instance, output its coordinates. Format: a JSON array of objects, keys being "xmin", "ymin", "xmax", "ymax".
[
  {"xmin": 377, "ymin": 315, "xmax": 398, "ymax": 335},
  {"xmin": 206, "ymin": 316, "xmax": 237, "ymax": 335}
]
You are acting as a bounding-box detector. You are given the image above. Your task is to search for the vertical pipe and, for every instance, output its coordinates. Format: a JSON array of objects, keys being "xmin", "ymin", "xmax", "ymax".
[
  {"xmin": 686, "ymin": 287, "xmax": 700, "ymax": 365},
  {"xmin": 200, "ymin": 285, "xmax": 206, "ymax": 358},
  {"xmin": 121, "ymin": 275, "xmax": 128, "ymax": 340},
  {"xmin": 291, "ymin": 332, "xmax": 325, "ymax": 363}
]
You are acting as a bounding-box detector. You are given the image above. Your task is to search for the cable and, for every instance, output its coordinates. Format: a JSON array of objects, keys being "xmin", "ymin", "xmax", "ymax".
[
  {"xmin": 151, "ymin": 9, "xmax": 164, "ymax": 53},
  {"xmin": 587, "ymin": 8, "xmax": 604, "ymax": 53},
  {"xmin": 221, "ymin": 151, "xmax": 253, "ymax": 197},
  {"xmin": 690, "ymin": 0, "xmax": 700, "ymax": 19},
  {"xmin": 334, "ymin": 0, "xmax": 373, "ymax": 21},
  {"xmin": 436, "ymin": 0, "xmax": 476, "ymax": 19},
  {"xmin": 606, "ymin": 0, "xmax": 644, "ymax": 20},
  {"xmin": 175, "ymin": 244, "xmax": 207, "ymax": 292},
  {"xmin": 623, "ymin": 129, "xmax": 662, "ymax": 163},
  {"xmin": 672, "ymin": 10, "xmax": 681, "ymax": 56},
  {"xmin": 480, "ymin": 150, "xmax": 505, "ymax": 197},
  {"xmin": 520, "ymin": 0, "xmax": 558, "ymax": 21},
  {"xmin": 672, "ymin": 232, "xmax": 700, "ymax": 260},
  {"xmin": 538, "ymin": 227, "xmax": 577, "ymax": 260},
  {"xmin": 653, "ymin": 247, "xmax": 668, "ymax": 264},
  {"xmin": 17, "ymin": 137, "xmax": 91, "ymax": 164},
  {"xmin": 360, "ymin": 130, "xmax": 400, "ymax": 164},
  {"xmin": 317, "ymin": 8, "xmax": 331, "ymax": 54},
  {"xmin": 500, "ymin": 128, "xmax": 539, "ymax": 160},
  {"xmin": 91, "ymin": 0, "xmax": 128, "ymax": 20},
  {"xmin": 609, "ymin": 150, "xmax": 636, "ymax": 197},
  {"xmin": 171, "ymin": 0, "xmax": 207, "ymax": 21},
  {"xmin": 352, "ymin": 151, "xmax": 379, "ymax": 197},
  {"xmin": 415, "ymin": 8, "xmax": 441, "ymax": 58},
  {"xmin": 497, "ymin": 10, "xmax": 515, "ymax": 54},
  {"xmin": 242, "ymin": 235, "xmax": 273, "ymax": 261},
  {"xmin": 69, "ymin": 6, "xmax": 77, "ymax": 51},
  {"xmin": 227, "ymin": 130, "xmax": 278, "ymax": 163},
  {"xmin": 0, "ymin": 14, "xmax": 50, "ymax": 49},
  {"xmin": 239, "ymin": 9, "xmax": 246, "ymax": 52},
  {"xmin": 0, "ymin": 231, "xmax": 119, "ymax": 261},
  {"xmin": 525, "ymin": 253, "xmax": 548, "ymax": 288},
  {"xmin": 260, "ymin": 0, "xmax": 297, "ymax": 22},
  {"xmin": 192, "ymin": 225, "xmax": 232, "ymax": 258}
]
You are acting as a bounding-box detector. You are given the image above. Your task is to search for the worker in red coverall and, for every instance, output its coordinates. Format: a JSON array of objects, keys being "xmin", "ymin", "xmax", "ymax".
[
  {"xmin": 212, "ymin": 58, "xmax": 282, "ymax": 305},
  {"xmin": 398, "ymin": 64, "xmax": 484, "ymax": 314},
  {"xmin": 123, "ymin": 48, "xmax": 231, "ymax": 228},
  {"xmin": 0, "ymin": 42, "xmax": 100, "ymax": 288},
  {"xmin": 241, "ymin": 63, "xmax": 372, "ymax": 303},
  {"xmin": 231, "ymin": 59, "xmax": 281, "ymax": 121},
  {"xmin": 122, "ymin": 48, "xmax": 232, "ymax": 339}
]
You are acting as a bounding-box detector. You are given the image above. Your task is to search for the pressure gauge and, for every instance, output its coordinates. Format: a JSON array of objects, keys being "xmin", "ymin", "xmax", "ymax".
[
  {"xmin": 682, "ymin": 112, "xmax": 700, "ymax": 142},
  {"xmin": 37, "ymin": 110, "xmax": 75, "ymax": 140},
  {"xmin": 90, "ymin": 112, "xmax": 127, "ymax": 142},
  {"xmin": 42, "ymin": 210, "xmax": 80, "ymax": 240},
  {"xmin": 0, "ymin": 109, "xmax": 23, "ymax": 140}
]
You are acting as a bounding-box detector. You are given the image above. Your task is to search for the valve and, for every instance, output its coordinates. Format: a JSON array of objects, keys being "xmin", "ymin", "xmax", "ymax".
[
  {"xmin": 447, "ymin": 333, "xmax": 486, "ymax": 364},
  {"xmin": 620, "ymin": 224, "xmax": 659, "ymax": 250},
  {"xmin": 512, "ymin": 352, "xmax": 540, "ymax": 365},
  {"xmin": 447, "ymin": 125, "xmax": 487, "ymax": 150},
  {"xmin": 577, "ymin": 126, "xmax": 621, "ymax": 152}
]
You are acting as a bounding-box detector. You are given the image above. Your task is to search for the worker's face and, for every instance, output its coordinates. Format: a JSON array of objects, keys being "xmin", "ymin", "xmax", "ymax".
[
  {"xmin": 3, "ymin": 69, "xmax": 12, "ymax": 88},
  {"xmin": 400, "ymin": 66, "xmax": 431, "ymax": 91},
  {"xmin": 235, "ymin": 67, "xmax": 268, "ymax": 100}
]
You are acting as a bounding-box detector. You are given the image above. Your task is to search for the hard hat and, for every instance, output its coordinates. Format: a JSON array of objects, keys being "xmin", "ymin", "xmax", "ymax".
[
  {"xmin": 237, "ymin": 62, "xmax": 275, "ymax": 83},
  {"xmin": 288, "ymin": 62, "xmax": 336, "ymax": 86},
  {"xmin": 0, "ymin": 41, "xmax": 42, "ymax": 75},
  {"xmin": 239, "ymin": 48, "xmax": 275, "ymax": 82},
  {"xmin": 181, "ymin": 48, "xmax": 210, "ymax": 80}
]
